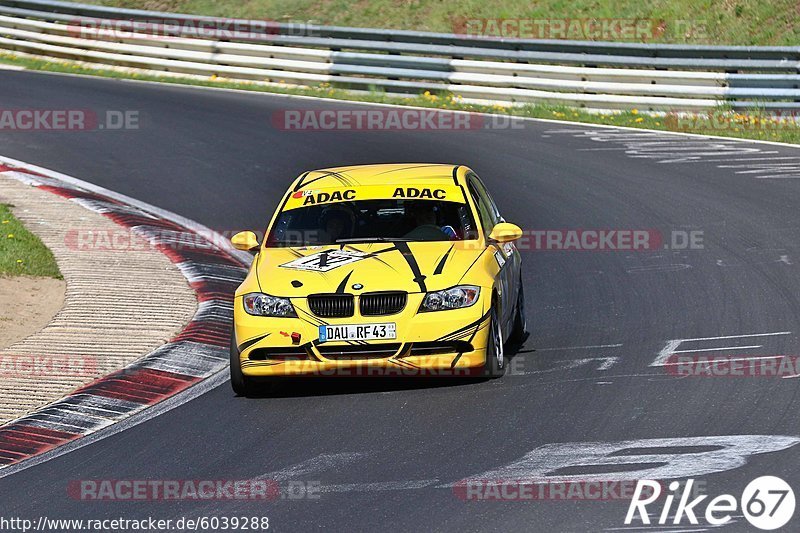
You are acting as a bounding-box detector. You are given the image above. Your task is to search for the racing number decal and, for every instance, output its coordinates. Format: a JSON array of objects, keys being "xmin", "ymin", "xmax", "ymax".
[{"xmin": 280, "ymin": 250, "xmax": 368, "ymax": 272}]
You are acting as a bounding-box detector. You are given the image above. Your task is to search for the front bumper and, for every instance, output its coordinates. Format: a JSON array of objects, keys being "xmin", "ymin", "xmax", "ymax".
[{"xmin": 234, "ymin": 292, "xmax": 491, "ymax": 377}]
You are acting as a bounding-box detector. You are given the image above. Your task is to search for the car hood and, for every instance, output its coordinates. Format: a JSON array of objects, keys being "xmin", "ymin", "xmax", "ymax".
[{"xmin": 256, "ymin": 242, "xmax": 484, "ymax": 296}]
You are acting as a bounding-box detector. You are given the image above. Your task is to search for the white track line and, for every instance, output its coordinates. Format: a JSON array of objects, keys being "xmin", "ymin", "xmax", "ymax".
[
  {"xmin": 536, "ymin": 343, "xmax": 623, "ymax": 352},
  {"xmin": 670, "ymin": 345, "xmax": 762, "ymax": 354},
  {"xmin": 660, "ymin": 355, "xmax": 785, "ymax": 366},
  {"xmin": 651, "ymin": 332, "xmax": 791, "ymax": 367}
]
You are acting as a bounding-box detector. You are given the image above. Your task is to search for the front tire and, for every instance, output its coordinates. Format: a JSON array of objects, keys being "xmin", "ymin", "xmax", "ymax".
[
  {"xmin": 230, "ymin": 327, "xmax": 253, "ymax": 396},
  {"xmin": 483, "ymin": 305, "xmax": 505, "ymax": 378}
]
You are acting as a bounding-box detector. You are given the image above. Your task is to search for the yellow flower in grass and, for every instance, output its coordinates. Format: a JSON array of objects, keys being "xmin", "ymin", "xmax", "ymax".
[
  {"xmin": 16, "ymin": 259, "xmax": 23, "ymax": 264},
  {"xmin": 1, "ymin": 220, "xmax": 8, "ymax": 224},
  {"xmin": 7, "ymin": 233, "xmax": 14, "ymax": 239},
  {"xmin": 635, "ymin": 117, "xmax": 644, "ymax": 123},
  {"xmin": 631, "ymin": 109, "xmax": 639, "ymax": 115}
]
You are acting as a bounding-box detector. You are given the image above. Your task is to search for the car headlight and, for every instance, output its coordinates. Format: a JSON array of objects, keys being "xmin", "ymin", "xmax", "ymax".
[
  {"xmin": 420, "ymin": 285, "xmax": 480, "ymax": 312},
  {"xmin": 243, "ymin": 293, "xmax": 297, "ymax": 317}
]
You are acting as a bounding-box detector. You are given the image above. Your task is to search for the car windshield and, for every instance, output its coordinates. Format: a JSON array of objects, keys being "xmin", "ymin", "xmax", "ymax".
[{"xmin": 266, "ymin": 199, "xmax": 477, "ymax": 247}]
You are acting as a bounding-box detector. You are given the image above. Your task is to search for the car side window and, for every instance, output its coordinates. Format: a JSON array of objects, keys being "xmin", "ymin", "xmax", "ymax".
[
  {"xmin": 467, "ymin": 177, "xmax": 496, "ymax": 237},
  {"xmin": 470, "ymin": 174, "xmax": 502, "ymax": 223}
]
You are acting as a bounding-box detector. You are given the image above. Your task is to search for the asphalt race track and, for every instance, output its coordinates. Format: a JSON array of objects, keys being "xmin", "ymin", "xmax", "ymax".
[{"xmin": 3, "ymin": 70, "xmax": 800, "ymax": 531}]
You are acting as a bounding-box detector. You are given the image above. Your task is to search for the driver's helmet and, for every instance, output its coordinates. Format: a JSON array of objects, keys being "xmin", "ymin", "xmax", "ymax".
[{"xmin": 320, "ymin": 204, "xmax": 356, "ymax": 235}]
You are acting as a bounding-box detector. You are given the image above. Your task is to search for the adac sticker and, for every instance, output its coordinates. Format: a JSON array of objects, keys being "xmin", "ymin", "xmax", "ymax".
[{"xmin": 280, "ymin": 250, "xmax": 368, "ymax": 272}]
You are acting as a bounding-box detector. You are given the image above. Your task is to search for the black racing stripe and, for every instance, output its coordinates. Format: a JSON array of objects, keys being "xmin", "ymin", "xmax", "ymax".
[
  {"xmin": 433, "ymin": 244, "xmax": 454, "ymax": 275},
  {"xmin": 393, "ymin": 343, "xmax": 411, "ymax": 359},
  {"xmin": 451, "ymin": 316, "xmax": 484, "ymax": 367},
  {"xmin": 451, "ymin": 165, "xmax": 460, "ymax": 185},
  {"xmin": 458, "ymin": 250, "xmax": 485, "ymax": 285},
  {"xmin": 299, "ymin": 340, "xmax": 324, "ymax": 361},
  {"xmin": 391, "ymin": 358, "xmax": 417, "ymax": 370},
  {"xmin": 296, "ymin": 307, "xmax": 326, "ymax": 326},
  {"xmin": 373, "ymin": 164, "xmax": 444, "ymax": 177},
  {"xmin": 344, "ymin": 244, "xmax": 400, "ymax": 273},
  {"xmin": 394, "ymin": 241, "xmax": 427, "ymax": 292},
  {"xmin": 367, "ymin": 255, "xmax": 398, "ymax": 271},
  {"xmin": 436, "ymin": 308, "xmax": 491, "ymax": 342},
  {"xmin": 293, "ymin": 171, "xmax": 311, "ymax": 192},
  {"xmin": 334, "ymin": 172, "xmax": 356, "ymax": 187},
  {"xmin": 336, "ymin": 270, "xmax": 354, "ymax": 293},
  {"xmin": 237, "ymin": 333, "xmax": 270, "ymax": 353},
  {"xmin": 331, "ymin": 174, "xmax": 348, "ymax": 187},
  {"xmin": 299, "ymin": 170, "xmax": 351, "ymax": 190}
]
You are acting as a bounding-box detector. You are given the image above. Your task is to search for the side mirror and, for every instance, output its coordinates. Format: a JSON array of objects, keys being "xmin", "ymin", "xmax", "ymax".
[
  {"xmin": 489, "ymin": 222, "xmax": 523, "ymax": 243},
  {"xmin": 231, "ymin": 231, "xmax": 260, "ymax": 251}
]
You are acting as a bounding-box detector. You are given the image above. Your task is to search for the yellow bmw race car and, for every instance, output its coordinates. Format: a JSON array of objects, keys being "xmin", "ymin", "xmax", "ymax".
[{"xmin": 229, "ymin": 163, "xmax": 526, "ymax": 394}]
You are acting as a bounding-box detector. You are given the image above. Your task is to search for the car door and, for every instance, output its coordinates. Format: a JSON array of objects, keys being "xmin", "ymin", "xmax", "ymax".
[{"xmin": 466, "ymin": 172, "xmax": 520, "ymax": 333}]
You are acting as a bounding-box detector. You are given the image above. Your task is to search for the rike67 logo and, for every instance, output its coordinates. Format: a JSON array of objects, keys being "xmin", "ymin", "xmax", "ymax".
[{"xmin": 626, "ymin": 476, "xmax": 795, "ymax": 530}]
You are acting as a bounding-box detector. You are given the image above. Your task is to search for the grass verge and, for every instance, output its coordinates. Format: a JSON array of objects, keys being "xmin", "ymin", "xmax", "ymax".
[
  {"xmin": 0, "ymin": 203, "xmax": 62, "ymax": 279},
  {"xmin": 86, "ymin": 0, "xmax": 799, "ymax": 46},
  {"xmin": 0, "ymin": 52, "xmax": 798, "ymax": 145}
]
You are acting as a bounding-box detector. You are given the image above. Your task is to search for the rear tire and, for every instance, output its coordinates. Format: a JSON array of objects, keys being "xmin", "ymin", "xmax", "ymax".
[
  {"xmin": 230, "ymin": 328, "xmax": 254, "ymax": 397},
  {"xmin": 483, "ymin": 305, "xmax": 505, "ymax": 378},
  {"xmin": 509, "ymin": 280, "xmax": 528, "ymax": 344}
]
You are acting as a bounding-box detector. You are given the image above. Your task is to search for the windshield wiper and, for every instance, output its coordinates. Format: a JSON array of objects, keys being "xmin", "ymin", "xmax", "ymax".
[{"xmin": 335, "ymin": 237, "xmax": 413, "ymax": 243}]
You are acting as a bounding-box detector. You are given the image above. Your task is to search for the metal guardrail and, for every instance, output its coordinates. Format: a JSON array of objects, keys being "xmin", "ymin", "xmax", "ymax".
[{"xmin": 0, "ymin": 0, "xmax": 798, "ymax": 111}]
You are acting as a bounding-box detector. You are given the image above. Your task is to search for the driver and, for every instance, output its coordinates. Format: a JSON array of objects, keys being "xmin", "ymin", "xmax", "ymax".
[
  {"xmin": 403, "ymin": 202, "xmax": 456, "ymax": 241},
  {"xmin": 318, "ymin": 205, "xmax": 355, "ymax": 243}
]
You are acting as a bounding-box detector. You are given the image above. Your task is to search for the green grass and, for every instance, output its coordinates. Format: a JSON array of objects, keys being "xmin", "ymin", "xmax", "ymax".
[
  {"xmin": 0, "ymin": 204, "xmax": 62, "ymax": 278},
  {"xmin": 1, "ymin": 52, "xmax": 798, "ymax": 145},
  {"xmin": 86, "ymin": 0, "xmax": 800, "ymax": 46}
]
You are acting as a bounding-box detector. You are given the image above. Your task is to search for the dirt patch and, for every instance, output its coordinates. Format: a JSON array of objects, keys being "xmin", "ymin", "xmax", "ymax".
[{"xmin": 0, "ymin": 275, "xmax": 66, "ymax": 349}]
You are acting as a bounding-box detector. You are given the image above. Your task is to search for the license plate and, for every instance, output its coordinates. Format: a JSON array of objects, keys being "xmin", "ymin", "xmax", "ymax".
[{"xmin": 318, "ymin": 323, "xmax": 396, "ymax": 343}]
